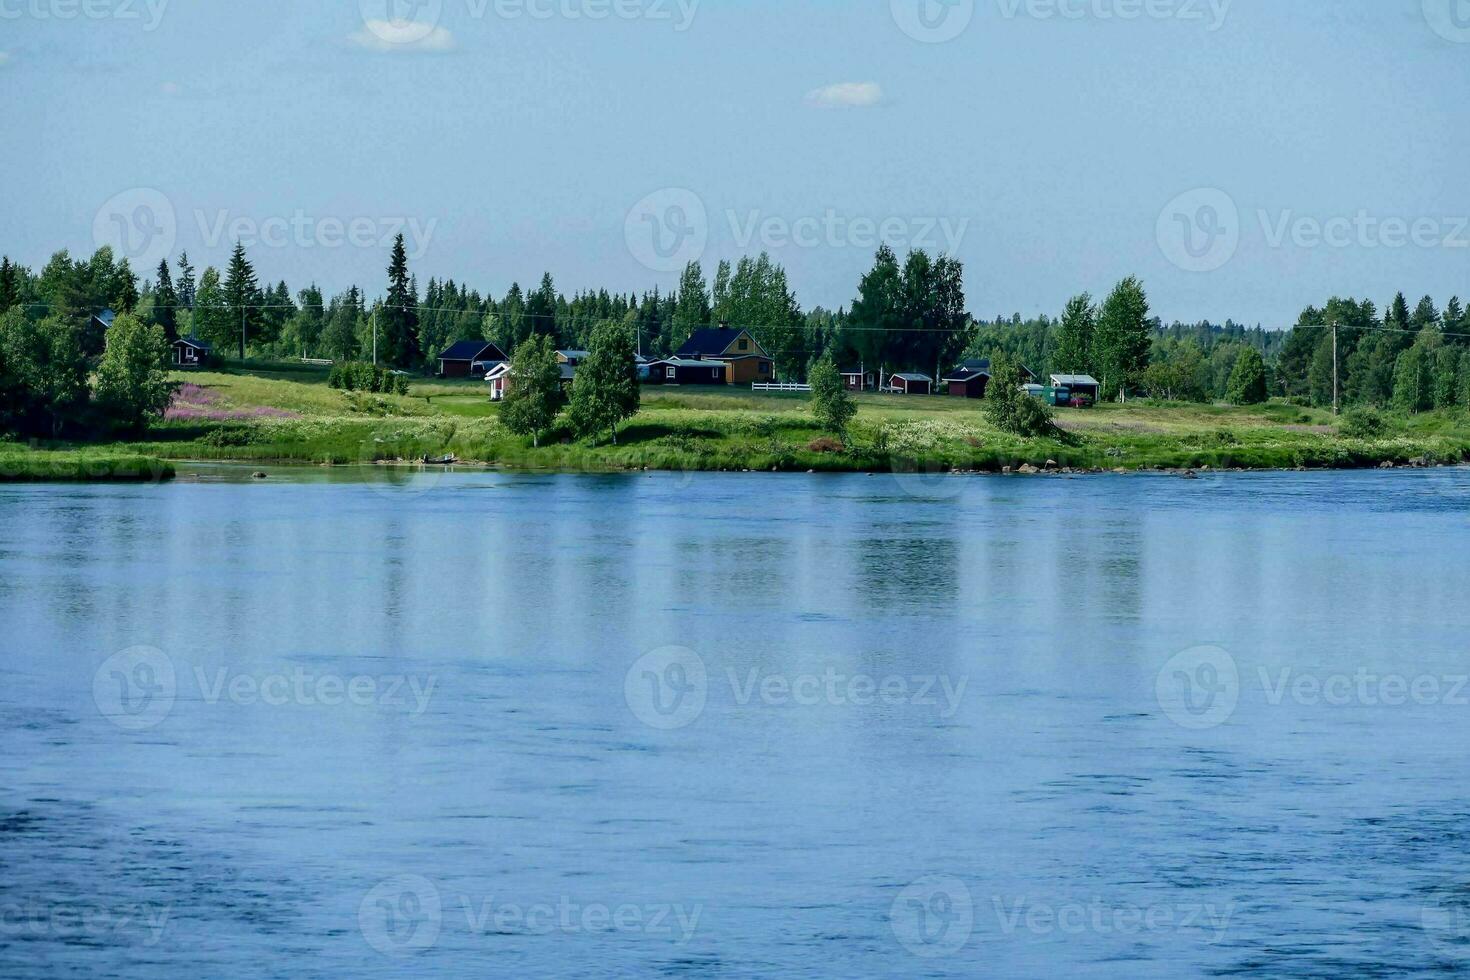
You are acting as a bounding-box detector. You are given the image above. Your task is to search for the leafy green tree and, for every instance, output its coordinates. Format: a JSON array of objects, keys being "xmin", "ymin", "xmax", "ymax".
[
  {"xmin": 1052, "ymin": 293, "xmax": 1095, "ymax": 375},
  {"xmin": 1093, "ymin": 277, "xmax": 1151, "ymax": 401},
  {"xmin": 1391, "ymin": 328, "xmax": 1441, "ymax": 413},
  {"xmin": 0, "ymin": 311, "xmax": 89, "ymax": 437},
  {"xmin": 716, "ymin": 253, "xmax": 806, "ymax": 377},
  {"xmin": 671, "ymin": 261, "xmax": 712, "ymax": 343},
  {"xmin": 1225, "ymin": 346, "xmax": 1268, "ymax": 404},
  {"xmin": 569, "ymin": 319, "xmax": 640, "ymax": 444},
  {"xmin": 1432, "ymin": 345, "xmax": 1461, "ymax": 409},
  {"xmin": 500, "ymin": 333, "xmax": 563, "ymax": 448},
  {"xmin": 984, "ymin": 351, "xmax": 1055, "ymax": 437},
  {"xmin": 383, "ymin": 234, "xmax": 422, "ymax": 367},
  {"xmin": 224, "ymin": 241, "xmax": 261, "ymax": 359},
  {"xmin": 152, "ymin": 258, "xmax": 178, "ymax": 340},
  {"xmin": 94, "ymin": 313, "xmax": 173, "ymax": 432},
  {"xmin": 844, "ymin": 245, "xmax": 903, "ymax": 378},
  {"xmin": 808, "ymin": 356, "xmax": 855, "ymax": 441}
]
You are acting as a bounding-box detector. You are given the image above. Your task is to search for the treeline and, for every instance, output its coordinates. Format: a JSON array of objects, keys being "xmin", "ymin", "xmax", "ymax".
[{"xmin": 4, "ymin": 234, "xmax": 1466, "ymax": 415}]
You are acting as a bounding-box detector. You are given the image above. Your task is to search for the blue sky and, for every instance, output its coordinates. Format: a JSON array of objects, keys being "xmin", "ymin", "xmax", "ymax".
[{"xmin": 2, "ymin": 0, "xmax": 1468, "ymax": 325}]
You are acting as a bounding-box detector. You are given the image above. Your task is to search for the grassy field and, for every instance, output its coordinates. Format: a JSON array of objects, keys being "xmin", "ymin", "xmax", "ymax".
[
  {"xmin": 0, "ymin": 445, "xmax": 175, "ymax": 483},
  {"xmin": 37, "ymin": 361, "xmax": 1461, "ymax": 476}
]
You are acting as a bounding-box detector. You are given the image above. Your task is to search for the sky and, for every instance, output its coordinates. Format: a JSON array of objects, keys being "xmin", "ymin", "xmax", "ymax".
[{"xmin": 2, "ymin": 0, "xmax": 1469, "ymax": 327}]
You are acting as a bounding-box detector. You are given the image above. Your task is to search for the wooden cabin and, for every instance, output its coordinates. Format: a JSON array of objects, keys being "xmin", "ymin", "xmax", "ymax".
[
  {"xmin": 437, "ymin": 340, "xmax": 507, "ymax": 378},
  {"xmin": 171, "ymin": 336, "xmax": 213, "ymax": 369},
  {"xmin": 675, "ymin": 325, "xmax": 774, "ymax": 384}
]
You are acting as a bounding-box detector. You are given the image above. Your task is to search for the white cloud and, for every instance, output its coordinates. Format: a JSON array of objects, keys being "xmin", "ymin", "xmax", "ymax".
[
  {"xmin": 348, "ymin": 21, "xmax": 457, "ymax": 53},
  {"xmin": 804, "ymin": 82, "xmax": 883, "ymax": 110}
]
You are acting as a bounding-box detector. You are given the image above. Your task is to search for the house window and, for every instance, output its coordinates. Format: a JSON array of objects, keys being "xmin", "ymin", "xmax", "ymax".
[
  {"xmin": 739, "ymin": 339, "xmax": 749, "ymax": 351},
  {"xmin": 667, "ymin": 367, "xmax": 676, "ymax": 379}
]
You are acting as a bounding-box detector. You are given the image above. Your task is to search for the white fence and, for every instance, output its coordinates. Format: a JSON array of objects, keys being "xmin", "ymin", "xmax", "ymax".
[
  {"xmin": 751, "ymin": 382, "xmax": 811, "ymax": 393},
  {"xmin": 300, "ymin": 358, "xmax": 333, "ymax": 367}
]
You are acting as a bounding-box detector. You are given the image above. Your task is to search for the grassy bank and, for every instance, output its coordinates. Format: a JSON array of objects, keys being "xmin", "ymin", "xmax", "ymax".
[
  {"xmin": 21, "ymin": 363, "xmax": 1470, "ymax": 477},
  {"xmin": 0, "ymin": 445, "xmax": 175, "ymax": 483}
]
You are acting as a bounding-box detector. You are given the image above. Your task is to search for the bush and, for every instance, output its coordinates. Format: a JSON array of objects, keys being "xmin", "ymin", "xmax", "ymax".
[
  {"xmin": 328, "ymin": 362, "xmax": 404, "ymax": 394},
  {"xmin": 1340, "ymin": 407, "xmax": 1387, "ymax": 440},
  {"xmin": 984, "ymin": 353, "xmax": 1058, "ymax": 438}
]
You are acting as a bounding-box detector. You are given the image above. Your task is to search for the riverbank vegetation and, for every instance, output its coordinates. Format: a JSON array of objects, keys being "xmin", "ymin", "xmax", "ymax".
[{"xmin": 3, "ymin": 236, "xmax": 1470, "ymax": 478}]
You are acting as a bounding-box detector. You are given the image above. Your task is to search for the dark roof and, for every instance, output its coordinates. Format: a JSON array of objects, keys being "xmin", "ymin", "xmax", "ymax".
[
  {"xmin": 947, "ymin": 358, "xmax": 1035, "ymax": 382},
  {"xmin": 94, "ymin": 308, "xmax": 116, "ymax": 328},
  {"xmin": 892, "ymin": 373, "xmax": 933, "ymax": 383},
  {"xmin": 676, "ymin": 328, "xmax": 766, "ymax": 359},
  {"xmin": 175, "ymin": 336, "xmax": 212, "ymax": 350},
  {"xmin": 438, "ymin": 340, "xmax": 504, "ymax": 362},
  {"xmin": 648, "ymin": 357, "xmax": 724, "ymax": 369}
]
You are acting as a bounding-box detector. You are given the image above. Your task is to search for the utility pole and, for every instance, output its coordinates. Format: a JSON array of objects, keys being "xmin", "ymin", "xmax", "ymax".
[
  {"xmin": 372, "ymin": 305, "xmax": 377, "ymax": 367},
  {"xmin": 239, "ymin": 307, "xmax": 246, "ymax": 362},
  {"xmin": 1331, "ymin": 319, "xmax": 1339, "ymax": 416}
]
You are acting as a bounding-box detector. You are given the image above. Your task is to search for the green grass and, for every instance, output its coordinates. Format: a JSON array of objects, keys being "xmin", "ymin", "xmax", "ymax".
[
  {"xmin": 0, "ymin": 445, "xmax": 175, "ymax": 482},
  {"xmin": 28, "ymin": 364, "xmax": 1470, "ymax": 476}
]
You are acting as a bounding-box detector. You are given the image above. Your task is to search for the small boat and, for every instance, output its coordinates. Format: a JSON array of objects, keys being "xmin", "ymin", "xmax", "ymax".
[{"xmin": 421, "ymin": 454, "xmax": 458, "ymax": 465}]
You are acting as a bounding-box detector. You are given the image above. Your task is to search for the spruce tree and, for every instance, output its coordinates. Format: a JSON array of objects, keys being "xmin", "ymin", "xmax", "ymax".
[
  {"xmin": 383, "ymin": 234, "xmax": 421, "ymax": 367},
  {"xmin": 223, "ymin": 241, "xmax": 261, "ymax": 359},
  {"xmin": 1225, "ymin": 346, "xmax": 1268, "ymax": 404},
  {"xmin": 153, "ymin": 258, "xmax": 178, "ymax": 340},
  {"xmin": 175, "ymin": 251, "xmax": 196, "ymax": 309}
]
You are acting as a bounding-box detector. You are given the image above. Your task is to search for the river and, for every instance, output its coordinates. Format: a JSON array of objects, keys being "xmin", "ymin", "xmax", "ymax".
[{"xmin": 2, "ymin": 465, "xmax": 1469, "ymax": 977}]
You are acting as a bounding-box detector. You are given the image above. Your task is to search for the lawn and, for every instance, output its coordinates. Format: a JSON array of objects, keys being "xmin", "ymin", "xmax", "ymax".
[{"xmin": 19, "ymin": 362, "xmax": 1470, "ymax": 477}]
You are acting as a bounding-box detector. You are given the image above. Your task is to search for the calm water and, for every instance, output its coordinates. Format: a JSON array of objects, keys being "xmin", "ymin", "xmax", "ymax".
[{"xmin": 3, "ymin": 465, "xmax": 1470, "ymax": 978}]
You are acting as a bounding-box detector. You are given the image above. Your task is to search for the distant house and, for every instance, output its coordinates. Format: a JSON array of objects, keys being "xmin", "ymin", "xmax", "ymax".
[
  {"xmin": 644, "ymin": 358, "xmax": 730, "ymax": 386},
  {"xmin": 556, "ymin": 350, "xmax": 590, "ymax": 367},
  {"xmin": 437, "ymin": 340, "xmax": 507, "ymax": 378},
  {"xmin": 943, "ymin": 359, "xmax": 1037, "ymax": 399},
  {"xmin": 171, "ymin": 336, "xmax": 212, "ymax": 368},
  {"xmin": 1051, "ymin": 374, "xmax": 1101, "ymax": 401},
  {"xmin": 675, "ymin": 324, "xmax": 774, "ymax": 384},
  {"xmin": 840, "ymin": 367, "xmax": 875, "ymax": 392},
  {"xmin": 484, "ymin": 361, "xmax": 512, "ymax": 401},
  {"xmin": 887, "ymin": 372, "xmax": 934, "ymax": 395},
  {"xmin": 92, "ymin": 308, "xmax": 116, "ymax": 333}
]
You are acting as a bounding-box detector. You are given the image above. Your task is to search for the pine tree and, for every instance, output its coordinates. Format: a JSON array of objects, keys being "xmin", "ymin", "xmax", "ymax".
[
  {"xmin": 1052, "ymin": 293, "xmax": 1095, "ymax": 375},
  {"xmin": 1093, "ymin": 277, "xmax": 1152, "ymax": 401},
  {"xmin": 176, "ymin": 251, "xmax": 196, "ymax": 309},
  {"xmin": 152, "ymin": 258, "xmax": 178, "ymax": 340},
  {"xmin": 383, "ymin": 234, "xmax": 421, "ymax": 368},
  {"xmin": 111, "ymin": 259, "xmax": 139, "ymax": 313},
  {"xmin": 0, "ymin": 257, "xmax": 17, "ymax": 314},
  {"xmin": 223, "ymin": 241, "xmax": 261, "ymax": 359}
]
